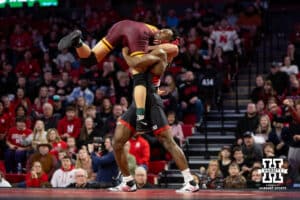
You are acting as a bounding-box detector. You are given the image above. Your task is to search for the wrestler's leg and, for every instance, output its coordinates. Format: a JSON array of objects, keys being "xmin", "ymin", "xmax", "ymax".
[
  {"xmin": 156, "ymin": 129, "xmax": 199, "ymax": 192},
  {"xmin": 113, "ymin": 124, "xmax": 132, "ymax": 177}
]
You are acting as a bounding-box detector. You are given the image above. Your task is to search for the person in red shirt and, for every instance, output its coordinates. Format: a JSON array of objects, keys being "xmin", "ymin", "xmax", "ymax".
[
  {"xmin": 15, "ymin": 50, "xmax": 41, "ymax": 80},
  {"xmin": 25, "ymin": 161, "xmax": 49, "ymax": 188},
  {"xmin": 57, "ymin": 106, "xmax": 82, "ymax": 140},
  {"xmin": 46, "ymin": 128, "xmax": 67, "ymax": 159},
  {"xmin": 129, "ymin": 134, "xmax": 150, "ymax": 170},
  {"xmin": 5, "ymin": 116, "xmax": 32, "ymax": 173},
  {"xmin": 9, "ymin": 24, "xmax": 33, "ymax": 66}
]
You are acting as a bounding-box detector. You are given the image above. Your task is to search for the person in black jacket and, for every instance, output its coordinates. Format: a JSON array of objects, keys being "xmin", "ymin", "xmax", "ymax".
[
  {"xmin": 266, "ymin": 62, "xmax": 289, "ymax": 96},
  {"xmin": 178, "ymin": 70, "xmax": 204, "ymax": 127},
  {"xmin": 236, "ymin": 103, "xmax": 259, "ymax": 145}
]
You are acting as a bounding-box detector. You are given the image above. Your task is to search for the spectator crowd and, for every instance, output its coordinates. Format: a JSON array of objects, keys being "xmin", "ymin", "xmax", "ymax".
[{"xmin": 2, "ymin": 0, "xmax": 297, "ymax": 190}]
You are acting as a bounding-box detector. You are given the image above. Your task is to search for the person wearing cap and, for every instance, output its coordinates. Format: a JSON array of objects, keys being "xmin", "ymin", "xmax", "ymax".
[
  {"xmin": 67, "ymin": 75, "xmax": 94, "ymax": 105},
  {"xmin": 26, "ymin": 140, "xmax": 57, "ymax": 178},
  {"xmin": 241, "ymin": 131, "xmax": 263, "ymax": 166},
  {"xmin": 52, "ymin": 95, "xmax": 65, "ymax": 118},
  {"xmin": 266, "ymin": 62, "xmax": 289, "ymax": 96}
]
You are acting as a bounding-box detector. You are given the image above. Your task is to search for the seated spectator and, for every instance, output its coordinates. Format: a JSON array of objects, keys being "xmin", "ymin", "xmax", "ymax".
[
  {"xmin": 218, "ymin": 145, "xmax": 232, "ymax": 178},
  {"xmin": 263, "ymin": 142, "xmax": 275, "ymax": 158},
  {"xmin": 75, "ymin": 96, "xmax": 88, "ymax": 119},
  {"xmin": 235, "ymin": 103, "xmax": 259, "ymax": 145},
  {"xmin": 256, "ymin": 99, "xmax": 268, "ymax": 117},
  {"xmin": 32, "ymin": 86, "xmax": 54, "ymax": 119},
  {"xmin": 52, "ymin": 95, "xmax": 65, "ymax": 118},
  {"xmin": 25, "ymin": 161, "xmax": 49, "ymax": 188},
  {"xmin": 10, "ymin": 87, "xmax": 32, "ymax": 115},
  {"xmin": 90, "ymin": 135, "xmax": 119, "ymax": 188},
  {"xmin": 26, "ymin": 141, "xmax": 57, "ymax": 178},
  {"xmin": 266, "ymin": 62, "xmax": 290, "ymax": 96},
  {"xmin": 40, "ymin": 102, "xmax": 59, "ymax": 130},
  {"xmin": 247, "ymin": 167, "xmax": 263, "ymax": 189},
  {"xmin": 75, "ymin": 148, "xmax": 95, "ymax": 182},
  {"xmin": 77, "ymin": 117, "xmax": 103, "ymax": 149},
  {"xmin": 15, "ymin": 50, "xmax": 40, "ymax": 81},
  {"xmin": 99, "ymin": 97, "xmax": 113, "ymax": 124},
  {"xmin": 23, "ymin": 120, "xmax": 47, "ymax": 151},
  {"xmin": 250, "ymin": 75, "xmax": 265, "ymax": 103},
  {"xmin": 167, "ymin": 111, "xmax": 184, "ymax": 147},
  {"xmin": 67, "ymin": 168, "xmax": 101, "ymax": 188},
  {"xmin": 47, "ymin": 128, "xmax": 68, "ymax": 159},
  {"xmin": 268, "ymin": 117, "xmax": 289, "ymax": 156},
  {"xmin": 224, "ymin": 163, "xmax": 247, "ymax": 189},
  {"xmin": 232, "ymin": 146, "xmax": 252, "ymax": 177},
  {"xmin": 134, "ymin": 166, "xmax": 153, "ymax": 189},
  {"xmin": 12, "ymin": 104, "xmax": 32, "ymax": 129},
  {"xmin": 83, "ymin": 105, "xmax": 103, "ymax": 130},
  {"xmin": 129, "ymin": 134, "xmax": 150, "ymax": 170},
  {"xmin": 280, "ymin": 56, "xmax": 299, "ymax": 76},
  {"xmin": 51, "ymin": 155, "xmax": 75, "ymax": 187},
  {"xmin": 100, "ymin": 104, "xmax": 123, "ymax": 136},
  {"xmin": 262, "ymin": 80, "xmax": 279, "ymax": 106},
  {"xmin": 55, "ymin": 48, "xmax": 76, "ymax": 70},
  {"xmin": 254, "ymin": 114, "xmax": 272, "ymax": 145},
  {"xmin": 66, "ymin": 137, "xmax": 77, "ymax": 160},
  {"xmin": 159, "ymin": 83, "xmax": 178, "ymax": 114},
  {"xmin": 241, "ymin": 132, "xmax": 263, "ymax": 167},
  {"xmin": 0, "ymin": 170, "xmax": 11, "ymax": 187},
  {"xmin": 199, "ymin": 160, "xmax": 223, "ymax": 189},
  {"xmin": 124, "ymin": 141, "xmax": 136, "ymax": 176},
  {"xmin": 5, "ymin": 116, "xmax": 32, "ymax": 173},
  {"xmin": 57, "ymin": 106, "xmax": 82, "ymax": 140},
  {"xmin": 178, "ymin": 71, "xmax": 204, "ymax": 127},
  {"xmin": 67, "ymin": 75, "xmax": 94, "ymax": 106}
]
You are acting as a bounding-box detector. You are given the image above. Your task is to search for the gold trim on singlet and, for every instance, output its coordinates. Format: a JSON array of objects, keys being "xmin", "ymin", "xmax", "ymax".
[
  {"xmin": 145, "ymin": 24, "xmax": 158, "ymax": 33},
  {"xmin": 102, "ymin": 38, "xmax": 114, "ymax": 50},
  {"xmin": 130, "ymin": 51, "xmax": 145, "ymax": 57}
]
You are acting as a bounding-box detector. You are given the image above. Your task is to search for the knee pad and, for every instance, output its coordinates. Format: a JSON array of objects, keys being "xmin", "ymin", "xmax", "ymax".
[
  {"xmin": 132, "ymin": 73, "xmax": 147, "ymax": 87},
  {"xmin": 80, "ymin": 52, "xmax": 98, "ymax": 67}
]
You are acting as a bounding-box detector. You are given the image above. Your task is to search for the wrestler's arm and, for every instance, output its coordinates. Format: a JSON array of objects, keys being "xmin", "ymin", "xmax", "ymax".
[
  {"xmin": 122, "ymin": 47, "xmax": 162, "ymax": 72},
  {"xmin": 148, "ymin": 43, "xmax": 179, "ymax": 62}
]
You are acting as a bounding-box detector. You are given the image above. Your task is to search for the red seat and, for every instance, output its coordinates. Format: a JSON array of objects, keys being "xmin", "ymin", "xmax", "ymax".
[
  {"xmin": 147, "ymin": 174, "xmax": 158, "ymax": 185},
  {"xmin": 0, "ymin": 160, "xmax": 5, "ymax": 174},
  {"xmin": 183, "ymin": 113, "xmax": 196, "ymax": 125},
  {"xmin": 5, "ymin": 173, "xmax": 26, "ymax": 183},
  {"xmin": 181, "ymin": 124, "xmax": 195, "ymax": 138},
  {"xmin": 148, "ymin": 160, "xmax": 167, "ymax": 175}
]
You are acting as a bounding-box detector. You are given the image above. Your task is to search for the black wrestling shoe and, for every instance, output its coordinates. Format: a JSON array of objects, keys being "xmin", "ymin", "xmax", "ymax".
[
  {"xmin": 136, "ymin": 119, "xmax": 149, "ymax": 132},
  {"xmin": 58, "ymin": 30, "xmax": 82, "ymax": 51}
]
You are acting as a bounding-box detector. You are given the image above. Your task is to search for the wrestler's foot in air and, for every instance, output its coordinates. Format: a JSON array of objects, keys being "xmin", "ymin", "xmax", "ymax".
[
  {"xmin": 136, "ymin": 119, "xmax": 149, "ymax": 132},
  {"xmin": 58, "ymin": 30, "xmax": 82, "ymax": 51}
]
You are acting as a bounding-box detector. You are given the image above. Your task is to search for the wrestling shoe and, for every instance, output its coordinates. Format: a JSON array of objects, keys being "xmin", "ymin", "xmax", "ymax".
[
  {"xmin": 136, "ymin": 119, "xmax": 149, "ymax": 132},
  {"xmin": 108, "ymin": 180, "xmax": 137, "ymax": 192},
  {"xmin": 58, "ymin": 30, "xmax": 82, "ymax": 51},
  {"xmin": 175, "ymin": 180, "xmax": 199, "ymax": 193}
]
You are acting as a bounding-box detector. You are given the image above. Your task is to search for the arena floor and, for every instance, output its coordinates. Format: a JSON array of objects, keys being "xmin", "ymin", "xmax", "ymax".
[{"xmin": 0, "ymin": 188, "xmax": 299, "ymax": 200}]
